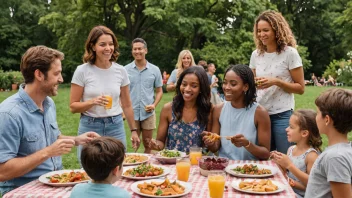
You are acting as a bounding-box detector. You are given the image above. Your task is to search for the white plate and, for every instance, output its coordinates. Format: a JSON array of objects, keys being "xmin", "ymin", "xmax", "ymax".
[
  {"xmin": 231, "ymin": 179, "xmax": 286, "ymax": 194},
  {"xmin": 225, "ymin": 163, "xmax": 278, "ymax": 178},
  {"xmin": 122, "ymin": 165, "xmax": 170, "ymax": 180},
  {"xmin": 123, "ymin": 153, "xmax": 150, "ymax": 166},
  {"xmin": 131, "ymin": 179, "xmax": 192, "ymax": 198},
  {"xmin": 154, "ymin": 151, "xmax": 187, "ymax": 164},
  {"xmin": 39, "ymin": 169, "xmax": 90, "ymax": 187}
]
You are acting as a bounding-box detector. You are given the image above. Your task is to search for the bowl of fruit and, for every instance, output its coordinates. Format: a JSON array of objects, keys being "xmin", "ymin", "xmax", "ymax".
[{"xmin": 198, "ymin": 156, "xmax": 229, "ymax": 176}]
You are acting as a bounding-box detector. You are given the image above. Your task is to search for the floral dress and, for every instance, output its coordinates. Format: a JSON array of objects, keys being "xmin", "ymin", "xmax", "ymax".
[{"xmin": 165, "ymin": 112, "xmax": 205, "ymax": 153}]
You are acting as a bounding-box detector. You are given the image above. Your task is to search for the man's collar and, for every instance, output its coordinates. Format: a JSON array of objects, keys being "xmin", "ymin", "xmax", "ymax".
[
  {"xmin": 18, "ymin": 84, "xmax": 51, "ymax": 113},
  {"xmin": 132, "ymin": 60, "xmax": 149, "ymax": 69}
]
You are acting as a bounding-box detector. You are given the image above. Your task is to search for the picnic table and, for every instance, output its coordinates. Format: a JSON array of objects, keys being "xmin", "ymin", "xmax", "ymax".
[{"xmin": 4, "ymin": 156, "xmax": 295, "ymax": 198}]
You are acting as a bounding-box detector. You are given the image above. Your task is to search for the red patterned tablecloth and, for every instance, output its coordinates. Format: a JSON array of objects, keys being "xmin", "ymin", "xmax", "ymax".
[{"xmin": 4, "ymin": 157, "xmax": 295, "ymax": 198}]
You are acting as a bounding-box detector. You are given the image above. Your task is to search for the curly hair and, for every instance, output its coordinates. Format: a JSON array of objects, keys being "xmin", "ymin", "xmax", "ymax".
[
  {"xmin": 83, "ymin": 26, "xmax": 119, "ymax": 64},
  {"xmin": 172, "ymin": 66, "xmax": 211, "ymax": 127},
  {"xmin": 293, "ymin": 109, "xmax": 322, "ymax": 152},
  {"xmin": 253, "ymin": 10, "xmax": 297, "ymax": 55},
  {"xmin": 315, "ymin": 88, "xmax": 352, "ymax": 134},
  {"xmin": 223, "ymin": 64, "xmax": 256, "ymax": 109},
  {"xmin": 176, "ymin": 50, "xmax": 196, "ymax": 79}
]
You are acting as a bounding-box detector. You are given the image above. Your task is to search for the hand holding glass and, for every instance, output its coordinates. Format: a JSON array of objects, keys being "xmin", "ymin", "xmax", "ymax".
[{"xmin": 103, "ymin": 93, "xmax": 112, "ymax": 109}]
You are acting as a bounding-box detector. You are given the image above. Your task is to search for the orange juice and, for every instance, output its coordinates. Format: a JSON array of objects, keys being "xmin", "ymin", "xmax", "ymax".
[
  {"xmin": 190, "ymin": 151, "xmax": 202, "ymax": 165},
  {"xmin": 176, "ymin": 161, "xmax": 191, "ymax": 182},
  {"xmin": 208, "ymin": 174, "xmax": 225, "ymax": 198},
  {"xmin": 104, "ymin": 95, "xmax": 112, "ymax": 109}
]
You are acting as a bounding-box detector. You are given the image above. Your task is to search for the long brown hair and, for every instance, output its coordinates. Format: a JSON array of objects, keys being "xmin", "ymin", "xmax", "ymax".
[
  {"xmin": 83, "ymin": 26, "xmax": 119, "ymax": 64},
  {"xmin": 293, "ymin": 109, "xmax": 322, "ymax": 152},
  {"xmin": 253, "ymin": 10, "xmax": 297, "ymax": 55}
]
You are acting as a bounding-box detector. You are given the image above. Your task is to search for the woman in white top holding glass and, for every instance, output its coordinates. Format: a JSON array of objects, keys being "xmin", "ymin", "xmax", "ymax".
[
  {"xmin": 69, "ymin": 26, "xmax": 140, "ymax": 164},
  {"xmin": 249, "ymin": 10, "xmax": 305, "ymax": 154}
]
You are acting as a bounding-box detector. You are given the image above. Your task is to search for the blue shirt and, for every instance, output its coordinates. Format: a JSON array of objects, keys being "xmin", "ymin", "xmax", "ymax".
[
  {"xmin": 0, "ymin": 85, "xmax": 62, "ymax": 190},
  {"xmin": 125, "ymin": 61, "xmax": 162, "ymax": 121},
  {"xmin": 219, "ymin": 102, "xmax": 259, "ymax": 160},
  {"xmin": 167, "ymin": 69, "xmax": 177, "ymax": 85},
  {"xmin": 70, "ymin": 183, "xmax": 131, "ymax": 198}
]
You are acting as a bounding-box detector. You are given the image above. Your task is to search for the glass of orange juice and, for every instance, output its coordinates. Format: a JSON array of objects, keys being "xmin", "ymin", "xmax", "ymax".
[
  {"xmin": 103, "ymin": 93, "xmax": 113, "ymax": 109},
  {"xmin": 189, "ymin": 146, "xmax": 202, "ymax": 165},
  {"xmin": 176, "ymin": 158, "xmax": 191, "ymax": 182},
  {"xmin": 208, "ymin": 170, "xmax": 226, "ymax": 198}
]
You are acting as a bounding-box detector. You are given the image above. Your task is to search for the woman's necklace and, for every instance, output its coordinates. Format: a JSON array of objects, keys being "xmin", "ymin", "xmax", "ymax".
[{"xmin": 182, "ymin": 106, "xmax": 197, "ymax": 124}]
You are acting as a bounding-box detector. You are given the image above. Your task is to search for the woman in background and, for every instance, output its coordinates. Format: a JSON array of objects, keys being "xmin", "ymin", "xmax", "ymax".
[
  {"xmin": 249, "ymin": 10, "xmax": 305, "ymax": 153},
  {"xmin": 166, "ymin": 50, "xmax": 196, "ymax": 92}
]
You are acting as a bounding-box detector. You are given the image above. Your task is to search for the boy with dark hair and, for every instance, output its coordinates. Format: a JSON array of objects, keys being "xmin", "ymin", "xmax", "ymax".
[
  {"xmin": 70, "ymin": 137, "xmax": 130, "ymax": 198},
  {"xmin": 305, "ymin": 88, "xmax": 352, "ymax": 198}
]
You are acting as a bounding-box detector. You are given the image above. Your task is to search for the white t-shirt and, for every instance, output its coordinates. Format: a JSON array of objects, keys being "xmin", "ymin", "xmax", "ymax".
[
  {"xmin": 249, "ymin": 46, "xmax": 302, "ymax": 115},
  {"xmin": 71, "ymin": 62, "xmax": 130, "ymax": 117}
]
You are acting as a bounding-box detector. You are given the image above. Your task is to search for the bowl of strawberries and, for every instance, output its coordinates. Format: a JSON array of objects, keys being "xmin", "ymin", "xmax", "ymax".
[{"xmin": 198, "ymin": 156, "xmax": 229, "ymax": 176}]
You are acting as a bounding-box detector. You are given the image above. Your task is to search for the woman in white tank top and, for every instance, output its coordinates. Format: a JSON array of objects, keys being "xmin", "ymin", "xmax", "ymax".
[{"xmin": 202, "ymin": 64, "xmax": 271, "ymax": 160}]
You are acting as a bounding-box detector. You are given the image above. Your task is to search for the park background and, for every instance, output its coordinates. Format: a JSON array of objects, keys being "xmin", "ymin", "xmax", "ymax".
[{"xmin": 1, "ymin": 0, "xmax": 352, "ymax": 169}]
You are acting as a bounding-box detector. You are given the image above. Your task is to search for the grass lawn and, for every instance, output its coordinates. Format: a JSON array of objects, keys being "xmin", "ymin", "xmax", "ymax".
[{"xmin": 0, "ymin": 85, "xmax": 351, "ymax": 170}]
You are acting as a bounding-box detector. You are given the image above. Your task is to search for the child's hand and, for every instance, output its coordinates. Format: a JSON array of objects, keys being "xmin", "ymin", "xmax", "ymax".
[{"xmin": 272, "ymin": 152, "xmax": 293, "ymax": 170}]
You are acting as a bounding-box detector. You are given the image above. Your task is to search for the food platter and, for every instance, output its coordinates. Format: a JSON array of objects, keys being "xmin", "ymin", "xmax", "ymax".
[
  {"xmin": 231, "ymin": 179, "xmax": 286, "ymax": 194},
  {"xmin": 122, "ymin": 164, "xmax": 171, "ymax": 180},
  {"xmin": 123, "ymin": 153, "xmax": 150, "ymax": 166},
  {"xmin": 39, "ymin": 169, "xmax": 90, "ymax": 187},
  {"xmin": 225, "ymin": 163, "xmax": 278, "ymax": 178},
  {"xmin": 130, "ymin": 179, "xmax": 192, "ymax": 197},
  {"xmin": 154, "ymin": 150, "xmax": 187, "ymax": 164}
]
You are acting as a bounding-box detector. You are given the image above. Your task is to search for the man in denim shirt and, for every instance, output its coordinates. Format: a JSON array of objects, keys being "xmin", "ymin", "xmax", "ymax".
[
  {"xmin": 0, "ymin": 46, "xmax": 100, "ymax": 195},
  {"xmin": 125, "ymin": 38, "xmax": 163, "ymax": 153}
]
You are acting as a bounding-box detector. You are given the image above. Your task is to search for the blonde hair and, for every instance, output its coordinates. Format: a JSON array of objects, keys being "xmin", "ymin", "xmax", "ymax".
[
  {"xmin": 253, "ymin": 10, "xmax": 297, "ymax": 55},
  {"xmin": 176, "ymin": 50, "xmax": 195, "ymax": 78}
]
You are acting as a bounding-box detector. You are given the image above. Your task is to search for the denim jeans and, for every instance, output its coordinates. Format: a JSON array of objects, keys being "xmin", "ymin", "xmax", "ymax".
[
  {"xmin": 77, "ymin": 114, "xmax": 126, "ymax": 166},
  {"xmin": 270, "ymin": 110, "xmax": 293, "ymax": 153}
]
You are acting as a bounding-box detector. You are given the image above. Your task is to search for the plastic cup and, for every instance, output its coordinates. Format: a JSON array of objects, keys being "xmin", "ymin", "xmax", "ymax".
[
  {"xmin": 176, "ymin": 158, "xmax": 191, "ymax": 182},
  {"xmin": 104, "ymin": 94, "xmax": 112, "ymax": 109},
  {"xmin": 208, "ymin": 170, "xmax": 226, "ymax": 198},
  {"xmin": 189, "ymin": 146, "xmax": 202, "ymax": 165}
]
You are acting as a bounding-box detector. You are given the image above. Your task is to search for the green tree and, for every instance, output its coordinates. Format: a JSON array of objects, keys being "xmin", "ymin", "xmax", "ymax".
[{"xmin": 0, "ymin": 0, "xmax": 54, "ymax": 71}]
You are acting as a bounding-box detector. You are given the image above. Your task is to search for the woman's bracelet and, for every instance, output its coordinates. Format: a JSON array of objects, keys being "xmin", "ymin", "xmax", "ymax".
[{"xmin": 244, "ymin": 140, "xmax": 251, "ymax": 148}]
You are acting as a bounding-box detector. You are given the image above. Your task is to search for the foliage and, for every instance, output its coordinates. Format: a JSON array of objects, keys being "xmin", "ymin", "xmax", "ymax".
[
  {"xmin": 336, "ymin": 51, "xmax": 352, "ymax": 86},
  {"xmin": 271, "ymin": 0, "xmax": 350, "ymax": 77},
  {"xmin": 0, "ymin": 71, "xmax": 24, "ymax": 90},
  {"xmin": 0, "ymin": 0, "xmax": 55, "ymax": 72},
  {"xmin": 323, "ymin": 59, "xmax": 345, "ymax": 79}
]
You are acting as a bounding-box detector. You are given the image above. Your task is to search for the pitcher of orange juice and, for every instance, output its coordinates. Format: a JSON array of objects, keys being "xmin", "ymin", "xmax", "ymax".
[
  {"xmin": 208, "ymin": 170, "xmax": 226, "ymax": 198},
  {"xmin": 189, "ymin": 146, "xmax": 202, "ymax": 165},
  {"xmin": 176, "ymin": 158, "xmax": 191, "ymax": 182}
]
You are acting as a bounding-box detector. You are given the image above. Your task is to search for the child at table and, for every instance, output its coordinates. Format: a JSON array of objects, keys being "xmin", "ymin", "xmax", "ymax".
[
  {"xmin": 271, "ymin": 109, "xmax": 321, "ymax": 198},
  {"xmin": 70, "ymin": 137, "xmax": 130, "ymax": 198},
  {"xmin": 305, "ymin": 88, "xmax": 352, "ymax": 198}
]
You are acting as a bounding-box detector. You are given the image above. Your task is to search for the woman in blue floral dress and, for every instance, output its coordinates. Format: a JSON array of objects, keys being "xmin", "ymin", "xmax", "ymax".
[{"xmin": 149, "ymin": 66, "xmax": 213, "ymax": 153}]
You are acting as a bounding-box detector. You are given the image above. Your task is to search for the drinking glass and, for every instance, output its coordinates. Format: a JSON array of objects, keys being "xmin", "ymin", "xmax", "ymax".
[
  {"xmin": 103, "ymin": 93, "xmax": 113, "ymax": 109},
  {"xmin": 189, "ymin": 146, "xmax": 202, "ymax": 165},
  {"xmin": 176, "ymin": 158, "xmax": 191, "ymax": 182},
  {"xmin": 208, "ymin": 170, "xmax": 226, "ymax": 198}
]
